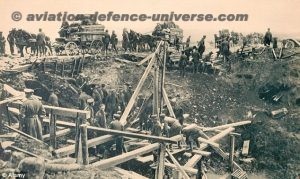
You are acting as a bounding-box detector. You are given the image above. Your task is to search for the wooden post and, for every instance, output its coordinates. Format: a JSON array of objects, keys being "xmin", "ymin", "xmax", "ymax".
[
  {"xmin": 229, "ymin": 134, "xmax": 235, "ymax": 172},
  {"xmin": 75, "ymin": 113, "xmax": 82, "ymax": 163},
  {"xmin": 61, "ymin": 59, "xmax": 65, "ymax": 77},
  {"xmin": 80, "ymin": 124, "xmax": 89, "ymax": 165},
  {"xmin": 49, "ymin": 109, "xmax": 56, "ymax": 149},
  {"xmin": 156, "ymin": 143, "xmax": 166, "ymax": 179},
  {"xmin": 153, "ymin": 60, "xmax": 159, "ymax": 115},
  {"xmin": 6, "ymin": 105, "xmax": 11, "ymax": 126},
  {"xmin": 54, "ymin": 60, "xmax": 58, "ymax": 75}
]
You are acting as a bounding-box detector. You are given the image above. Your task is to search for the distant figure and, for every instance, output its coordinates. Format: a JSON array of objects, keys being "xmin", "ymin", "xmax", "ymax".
[
  {"xmin": 85, "ymin": 98, "xmax": 95, "ymax": 125},
  {"xmin": 264, "ymin": 28, "xmax": 272, "ymax": 46},
  {"xmin": 7, "ymin": 28, "xmax": 16, "ymax": 55},
  {"xmin": 110, "ymin": 30, "xmax": 118, "ymax": 54},
  {"xmin": 122, "ymin": 28, "xmax": 130, "ymax": 52},
  {"xmin": 273, "ymin": 37, "xmax": 278, "ymax": 49},
  {"xmin": 185, "ymin": 36, "xmax": 191, "ymax": 49},
  {"xmin": 36, "ymin": 28, "xmax": 46, "ymax": 56},
  {"xmin": 179, "ymin": 50, "xmax": 188, "ymax": 77},
  {"xmin": 48, "ymin": 89, "xmax": 59, "ymax": 107},
  {"xmin": 198, "ymin": 35, "xmax": 206, "ymax": 58},
  {"xmin": 192, "ymin": 46, "xmax": 200, "ymax": 73},
  {"xmin": 103, "ymin": 30, "xmax": 111, "ymax": 55},
  {"xmin": 0, "ymin": 32, "xmax": 6, "ymax": 55},
  {"xmin": 20, "ymin": 89, "xmax": 46, "ymax": 140},
  {"xmin": 78, "ymin": 89, "xmax": 91, "ymax": 110},
  {"xmin": 150, "ymin": 114, "xmax": 162, "ymax": 166},
  {"xmin": 95, "ymin": 104, "xmax": 107, "ymax": 128}
]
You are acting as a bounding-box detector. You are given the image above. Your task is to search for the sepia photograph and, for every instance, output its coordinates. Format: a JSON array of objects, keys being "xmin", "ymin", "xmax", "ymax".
[{"xmin": 0, "ymin": 0, "xmax": 299, "ymax": 178}]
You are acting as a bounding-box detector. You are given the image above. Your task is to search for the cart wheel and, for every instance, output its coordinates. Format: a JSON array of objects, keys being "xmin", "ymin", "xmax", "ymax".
[
  {"xmin": 90, "ymin": 40, "xmax": 103, "ymax": 55},
  {"xmin": 285, "ymin": 40, "xmax": 295, "ymax": 49},
  {"xmin": 65, "ymin": 42, "xmax": 79, "ymax": 56}
]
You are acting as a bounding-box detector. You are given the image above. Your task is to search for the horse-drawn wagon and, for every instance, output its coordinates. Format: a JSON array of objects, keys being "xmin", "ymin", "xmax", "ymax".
[{"xmin": 53, "ymin": 24, "xmax": 106, "ymax": 56}]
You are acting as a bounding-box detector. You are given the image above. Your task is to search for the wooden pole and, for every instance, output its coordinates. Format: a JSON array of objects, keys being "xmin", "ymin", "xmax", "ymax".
[
  {"xmin": 6, "ymin": 105, "xmax": 11, "ymax": 126},
  {"xmin": 74, "ymin": 113, "xmax": 81, "ymax": 161},
  {"xmin": 153, "ymin": 60, "xmax": 159, "ymax": 115},
  {"xmin": 229, "ymin": 135, "xmax": 235, "ymax": 172},
  {"xmin": 203, "ymin": 120, "xmax": 251, "ymax": 132},
  {"xmin": 165, "ymin": 149, "xmax": 189, "ymax": 179},
  {"xmin": 49, "ymin": 109, "xmax": 56, "ymax": 149},
  {"xmin": 80, "ymin": 124, "xmax": 89, "ymax": 165},
  {"xmin": 162, "ymin": 88, "xmax": 175, "ymax": 117},
  {"xmin": 156, "ymin": 144, "xmax": 166, "ymax": 179}
]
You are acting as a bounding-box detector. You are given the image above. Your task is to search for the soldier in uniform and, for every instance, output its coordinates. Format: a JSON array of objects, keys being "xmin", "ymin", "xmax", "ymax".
[
  {"xmin": 85, "ymin": 98, "xmax": 95, "ymax": 125},
  {"xmin": 185, "ymin": 36, "xmax": 191, "ymax": 49},
  {"xmin": 48, "ymin": 89, "xmax": 59, "ymax": 107},
  {"xmin": 179, "ymin": 50, "xmax": 188, "ymax": 77},
  {"xmin": 110, "ymin": 30, "xmax": 118, "ymax": 54},
  {"xmin": 192, "ymin": 46, "xmax": 200, "ymax": 73},
  {"xmin": 36, "ymin": 28, "xmax": 46, "ymax": 56},
  {"xmin": 198, "ymin": 35, "xmax": 206, "ymax": 58},
  {"xmin": 182, "ymin": 124, "xmax": 204, "ymax": 151},
  {"xmin": 102, "ymin": 30, "xmax": 111, "ymax": 56},
  {"xmin": 20, "ymin": 89, "xmax": 46, "ymax": 140},
  {"xmin": 264, "ymin": 28, "xmax": 272, "ymax": 46},
  {"xmin": 7, "ymin": 29, "xmax": 15, "ymax": 55},
  {"xmin": 0, "ymin": 32, "xmax": 6, "ymax": 55},
  {"xmin": 150, "ymin": 114, "xmax": 162, "ymax": 166},
  {"xmin": 95, "ymin": 104, "xmax": 107, "ymax": 128},
  {"xmin": 162, "ymin": 114, "xmax": 182, "ymax": 150},
  {"xmin": 122, "ymin": 28, "xmax": 130, "ymax": 52},
  {"xmin": 78, "ymin": 89, "xmax": 91, "ymax": 110},
  {"xmin": 109, "ymin": 114, "xmax": 125, "ymax": 155}
]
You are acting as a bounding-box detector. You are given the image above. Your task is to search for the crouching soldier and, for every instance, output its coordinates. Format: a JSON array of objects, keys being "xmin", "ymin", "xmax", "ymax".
[
  {"xmin": 182, "ymin": 124, "xmax": 204, "ymax": 151},
  {"xmin": 161, "ymin": 114, "xmax": 182, "ymax": 150}
]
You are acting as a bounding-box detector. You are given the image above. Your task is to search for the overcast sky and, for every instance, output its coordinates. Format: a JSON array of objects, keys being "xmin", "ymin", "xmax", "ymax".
[{"xmin": 0, "ymin": 0, "xmax": 299, "ymax": 41}]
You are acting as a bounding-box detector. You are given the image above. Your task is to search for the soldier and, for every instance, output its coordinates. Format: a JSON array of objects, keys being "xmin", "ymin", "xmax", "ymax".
[
  {"xmin": 202, "ymin": 51, "xmax": 213, "ymax": 73},
  {"xmin": 162, "ymin": 115, "xmax": 182, "ymax": 150},
  {"xmin": 85, "ymin": 98, "xmax": 95, "ymax": 125},
  {"xmin": 110, "ymin": 30, "xmax": 118, "ymax": 54},
  {"xmin": 105, "ymin": 89, "xmax": 119, "ymax": 121},
  {"xmin": 179, "ymin": 50, "xmax": 188, "ymax": 77},
  {"xmin": 102, "ymin": 30, "xmax": 110, "ymax": 55},
  {"xmin": 109, "ymin": 114, "xmax": 125, "ymax": 155},
  {"xmin": 36, "ymin": 28, "xmax": 46, "ymax": 56},
  {"xmin": 91, "ymin": 85, "xmax": 103, "ymax": 113},
  {"xmin": 182, "ymin": 125, "xmax": 203, "ymax": 151},
  {"xmin": 150, "ymin": 114, "xmax": 162, "ymax": 166},
  {"xmin": 100, "ymin": 84, "xmax": 108, "ymax": 104},
  {"xmin": 0, "ymin": 32, "xmax": 6, "ymax": 55},
  {"xmin": 198, "ymin": 35, "xmax": 206, "ymax": 58},
  {"xmin": 20, "ymin": 89, "xmax": 46, "ymax": 140},
  {"xmin": 264, "ymin": 28, "xmax": 272, "ymax": 46},
  {"xmin": 95, "ymin": 104, "xmax": 107, "ymax": 128},
  {"xmin": 7, "ymin": 29, "xmax": 15, "ymax": 55},
  {"xmin": 192, "ymin": 46, "xmax": 200, "ymax": 73},
  {"xmin": 122, "ymin": 28, "xmax": 130, "ymax": 52},
  {"xmin": 220, "ymin": 37, "xmax": 231, "ymax": 71},
  {"xmin": 185, "ymin": 36, "xmax": 191, "ymax": 49},
  {"xmin": 78, "ymin": 89, "xmax": 91, "ymax": 110},
  {"xmin": 48, "ymin": 89, "xmax": 59, "ymax": 107}
]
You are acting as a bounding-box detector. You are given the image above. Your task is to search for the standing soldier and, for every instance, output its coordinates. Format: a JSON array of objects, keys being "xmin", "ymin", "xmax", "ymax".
[
  {"xmin": 192, "ymin": 46, "xmax": 200, "ymax": 73},
  {"xmin": 100, "ymin": 84, "xmax": 108, "ymax": 104},
  {"xmin": 36, "ymin": 28, "xmax": 46, "ymax": 56},
  {"xmin": 85, "ymin": 98, "xmax": 95, "ymax": 125},
  {"xmin": 95, "ymin": 104, "xmax": 107, "ymax": 128},
  {"xmin": 122, "ymin": 28, "xmax": 130, "ymax": 52},
  {"xmin": 264, "ymin": 28, "xmax": 272, "ymax": 46},
  {"xmin": 7, "ymin": 29, "xmax": 15, "ymax": 55},
  {"xmin": 102, "ymin": 30, "xmax": 110, "ymax": 56},
  {"xmin": 78, "ymin": 89, "xmax": 91, "ymax": 110},
  {"xmin": 0, "ymin": 32, "xmax": 6, "ymax": 56},
  {"xmin": 198, "ymin": 35, "xmax": 206, "ymax": 58},
  {"xmin": 92, "ymin": 85, "xmax": 103, "ymax": 113},
  {"xmin": 109, "ymin": 114, "xmax": 125, "ymax": 155},
  {"xmin": 110, "ymin": 30, "xmax": 118, "ymax": 54},
  {"xmin": 48, "ymin": 89, "xmax": 59, "ymax": 107},
  {"xmin": 20, "ymin": 89, "xmax": 46, "ymax": 140},
  {"xmin": 221, "ymin": 37, "xmax": 231, "ymax": 71},
  {"xmin": 185, "ymin": 36, "xmax": 191, "ymax": 49},
  {"xmin": 105, "ymin": 90, "xmax": 119, "ymax": 121},
  {"xmin": 179, "ymin": 50, "xmax": 188, "ymax": 77}
]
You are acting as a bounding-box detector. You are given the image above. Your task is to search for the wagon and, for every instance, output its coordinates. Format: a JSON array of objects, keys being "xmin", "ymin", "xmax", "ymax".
[{"xmin": 53, "ymin": 24, "xmax": 106, "ymax": 56}]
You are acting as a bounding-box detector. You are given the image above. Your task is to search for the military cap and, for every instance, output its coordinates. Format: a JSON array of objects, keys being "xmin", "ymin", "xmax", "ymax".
[
  {"xmin": 24, "ymin": 88, "xmax": 34, "ymax": 93},
  {"xmin": 150, "ymin": 114, "xmax": 157, "ymax": 118},
  {"xmin": 159, "ymin": 113, "xmax": 166, "ymax": 118},
  {"xmin": 113, "ymin": 114, "xmax": 121, "ymax": 119},
  {"xmin": 87, "ymin": 98, "xmax": 94, "ymax": 103}
]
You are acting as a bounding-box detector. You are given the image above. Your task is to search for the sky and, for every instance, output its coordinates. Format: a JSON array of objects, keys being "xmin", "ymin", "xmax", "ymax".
[{"xmin": 0, "ymin": 0, "xmax": 299, "ymax": 42}]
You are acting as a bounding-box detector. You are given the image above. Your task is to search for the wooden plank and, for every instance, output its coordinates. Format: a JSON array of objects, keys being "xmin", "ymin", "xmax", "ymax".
[
  {"xmin": 43, "ymin": 105, "xmax": 90, "ymax": 119},
  {"xmin": 156, "ymin": 144, "xmax": 166, "ymax": 179},
  {"xmin": 242, "ymin": 140, "xmax": 250, "ymax": 156},
  {"xmin": 166, "ymin": 149, "xmax": 189, "ymax": 179},
  {"xmin": 164, "ymin": 162, "xmax": 198, "ymax": 175},
  {"xmin": 185, "ymin": 127, "xmax": 235, "ymax": 167},
  {"xmin": 0, "ymin": 97, "xmax": 22, "ymax": 105},
  {"xmin": 120, "ymin": 54, "xmax": 156, "ymax": 125},
  {"xmin": 198, "ymin": 137, "xmax": 220, "ymax": 148},
  {"xmin": 137, "ymin": 53, "xmax": 154, "ymax": 66},
  {"xmin": 43, "ymin": 128, "xmax": 72, "ymax": 141},
  {"xmin": 90, "ymin": 143, "xmax": 160, "ymax": 168},
  {"xmin": 87, "ymin": 125, "xmax": 178, "ymax": 144},
  {"xmin": 55, "ymin": 135, "xmax": 115, "ymax": 156},
  {"xmin": 203, "ymin": 121, "xmax": 251, "ymax": 132},
  {"xmin": 9, "ymin": 146, "xmax": 51, "ymax": 162},
  {"xmin": 162, "ymin": 88, "xmax": 175, "ymax": 117}
]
